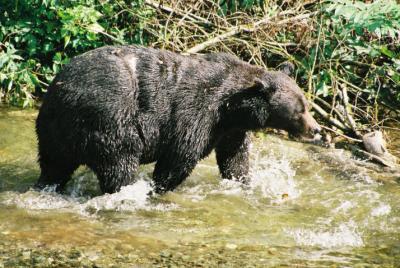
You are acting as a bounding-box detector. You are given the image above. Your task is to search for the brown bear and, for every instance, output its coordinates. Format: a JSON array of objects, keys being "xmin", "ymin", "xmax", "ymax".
[{"xmin": 34, "ymin": 46, "xmax": 320, "ymax": 194}]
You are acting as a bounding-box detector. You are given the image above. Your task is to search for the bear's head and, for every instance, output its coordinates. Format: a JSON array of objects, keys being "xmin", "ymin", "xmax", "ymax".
[
  {"xmin": 223, "ymin": 63, "xmax": 321, "ymax": 141},
  {"xmin": 261, "ymin": 71, "xmax": 321, "ymax": 140}
]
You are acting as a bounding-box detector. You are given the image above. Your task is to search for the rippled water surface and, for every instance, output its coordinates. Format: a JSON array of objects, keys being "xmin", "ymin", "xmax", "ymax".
[{"xmin": 0, "ymin": 107, "xmax": 399, "ymax": 267}]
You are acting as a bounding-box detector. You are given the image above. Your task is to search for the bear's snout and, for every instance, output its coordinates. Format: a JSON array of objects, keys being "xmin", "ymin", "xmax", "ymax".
[
  {"xmin": 302, "ymin": 111, "xmax": 321, "ymax": 138},
  {"xmin": 309, "ymin": 119, "xmax": 321, "ymax": 136}
]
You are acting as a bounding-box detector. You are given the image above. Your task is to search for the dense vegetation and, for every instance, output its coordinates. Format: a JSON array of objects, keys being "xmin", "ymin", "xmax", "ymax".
[{"xmin": 1, "ymin": 0, "xmax": 399, "ymax": 138}]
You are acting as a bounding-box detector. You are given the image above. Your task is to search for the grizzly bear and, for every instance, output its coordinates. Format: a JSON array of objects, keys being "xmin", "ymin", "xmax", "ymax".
[{"xmin": 34, "ymin": 46, "xmax": 320, "ymax": 194}]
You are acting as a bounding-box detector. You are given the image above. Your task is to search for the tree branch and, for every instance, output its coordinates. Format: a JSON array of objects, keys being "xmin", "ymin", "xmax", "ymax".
[
  {"xmin": 186, "ymin": 11, "xmax": 318, "ymax": 54},
  {"xmin": 311, "ymin": 101, "xmax": 350, "ymax": 131},
  {"xmin": 340, "ymin": 83, "xmax": 362, "ymax": 138},
  {"xmin": 144, "ymin": 0, "xmax": 213, "ymax": 26}
]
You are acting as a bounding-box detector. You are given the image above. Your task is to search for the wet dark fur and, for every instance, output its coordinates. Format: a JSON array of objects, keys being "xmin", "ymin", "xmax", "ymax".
[{"xmin": 35, "ymin": 46, "xmax": 320, "ymax": 194}]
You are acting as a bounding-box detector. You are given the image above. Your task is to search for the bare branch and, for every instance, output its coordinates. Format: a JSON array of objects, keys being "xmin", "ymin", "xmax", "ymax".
[
  {"xmin": 186, "ymin": 11, "xmax": 318, "ymax": 54},
  {"xmin": 144, "ymin": 0, "xmax": 214, "ymax": 26},
  {"xmin": 340, "ymin": 83, "xmax": 362, "ymax": 138},
  {"xmin": 311, "ymin": 101, "xmax": 350, "ymax": 131}
]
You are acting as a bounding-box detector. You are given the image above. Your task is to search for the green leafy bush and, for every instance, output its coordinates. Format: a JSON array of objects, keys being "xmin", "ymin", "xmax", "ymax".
[
  {"xmin": 0, "ymin": 0, "xmax": 154, "ymax": 107},
  {"xmin": 290, "ymin": 0, "xmax": 400, "ymax": 127},
  {"xmin": 325, "ymin": 0, "xmax": 400, "ymax": 104}
]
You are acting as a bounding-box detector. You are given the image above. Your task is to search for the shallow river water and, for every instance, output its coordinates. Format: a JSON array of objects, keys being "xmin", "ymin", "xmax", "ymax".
[{"xmin": 0, "ymin": 107, "xmax": 399, "ymax": 267}]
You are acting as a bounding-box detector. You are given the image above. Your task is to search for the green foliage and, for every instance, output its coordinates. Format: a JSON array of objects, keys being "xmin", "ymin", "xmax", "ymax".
[
  {"xmin": 327, "ymin": 0, "xmax": 400, "ymax": 38},
  {"xmin": 58, "ymin": 5, "xmax": 104, "ymax": 50},
  {"xmin": 0, "ymin": 0, "xmax": 154, "ymax": 107},
  {"xmin": 0, "ymin": 43, "xmax": 36, "ymax": 107},
  {"xmin": 294, "ymin": 0, "xmax": 400, "ymax": 116}
]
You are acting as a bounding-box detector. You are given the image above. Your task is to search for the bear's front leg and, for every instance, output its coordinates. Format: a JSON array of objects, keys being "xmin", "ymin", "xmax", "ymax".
[
  {"xmin": 216, "ymin": 131, "xmax": 250, "ymax": 183},
  {"xmin": 152, "ymin": 153, "xmax": 198, "ymax": 194}
]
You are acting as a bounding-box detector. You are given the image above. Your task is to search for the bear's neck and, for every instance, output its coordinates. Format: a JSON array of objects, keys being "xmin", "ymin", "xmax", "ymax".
[{"xmin": 217, "ymin": 90, "xmax": 270, "ymax": 132}]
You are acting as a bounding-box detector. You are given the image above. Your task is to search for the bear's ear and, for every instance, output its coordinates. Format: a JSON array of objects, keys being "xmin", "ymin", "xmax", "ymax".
[
  {"xmin": 248, "ymin": 78, "xmax": 268, "ymax": 91},
  {"xmin": 237, "ymin": 77, "xmax": 275, "ymax": 100},
  {"xmin": 244, "ymin": 78, "xmax": 276, "ymax": 97},
  {"xmin": 229, "ymin": 78, "xmax": 268, "ymax": 103},
  {"xmin": 278, "ymin": 61, "xmax": 295, "ymax": 78}
]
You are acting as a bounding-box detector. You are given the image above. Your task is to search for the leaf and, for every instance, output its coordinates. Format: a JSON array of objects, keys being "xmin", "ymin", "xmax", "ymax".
[
  {"xmin": 29, "ymin": 73, "xmax": 40, "ymax": 86},
  {"xmin": 369, "ymin": 48, "xmax": 381, "ymax": 58},
  {"xmin": 87, "ymin": 23, "xmax": 104, "ymax": 33},
  {"xmin": 367, "ymin": 21, "xmax": 383, "ymax": 33},
  {"xmin": 219, "ymin": 1, "xmax": 228, "ymax": 16},
  {"xmin": 392, "ymin": 72, "xmax": 400, "ymax": 84},
  {"xmin": 7, "ymin": 80, "xmax": 13, "ymax": 91},
  {"xmin": 9, "ymin": 53, "xmax": 23, "ymax": 61},
  {"xmin": 353, "ymin": 45, "xmax": 371, "ymax": 56},
  {"xmin": 52, "ymin": 64, "xmax": 60, "ymax": 74},
  {"xmin": 64, "ymin": 35, "xmax": 71, "ymax": 48},
  {"xmin": 23, "ymin": 98, "xmax": 31, "ymax": 108},
  {"xmin": 0, "ymin": 72, "xmax": 7, "ymax": 82},
  {"xmin": 43, "ymin": 43, "xmax": 53, "ymax": 53},
  {"xmin": 316, "ymin": 80, "xmax": 330, "ymax": 97},
  {"xmin": 380, "ymin": 46, "xmax": 395, "ymax": 58},
  {"xmin": 53, "ymin": 52, "xmax": 62, "ymax": 63},
  {"xmin": 335, "ymin": 5, "xmax": 357, "ymax": 19},
  {"xmin": 0, "ymin": 54, "xmax": 9, "ymax": 69}
]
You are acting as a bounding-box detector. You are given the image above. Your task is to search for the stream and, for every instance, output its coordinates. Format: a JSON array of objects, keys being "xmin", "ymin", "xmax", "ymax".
[{"xmin": 0, "ymin": 107, "xmax": 399, "ymax": 267}]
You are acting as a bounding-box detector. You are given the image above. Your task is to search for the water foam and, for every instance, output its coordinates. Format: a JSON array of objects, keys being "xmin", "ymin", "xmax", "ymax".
[
  {"xmin": 333, "ymin": 200, "xmax": 355, "ymax": 213},
  {"xmin": 371, "ymin": 203, "xmax": 391, "ymax": 217},
  {"xmin": 3, "ymin": 176, "xmax": 177, "ymax": 215},
  {"xmin": 3, "ymin": 190, "xmax": 73, "ymax": 210},
  {"xmin": 80, "ymin": 179, "xmax": 152, "ymax": 213},
  {"xmin": 78, "ymin": 179, "xmax": 178, "ymax": 214},
  {"xmin": 287, "ymin": 221, "xmax": 363, "ymax": 248}
]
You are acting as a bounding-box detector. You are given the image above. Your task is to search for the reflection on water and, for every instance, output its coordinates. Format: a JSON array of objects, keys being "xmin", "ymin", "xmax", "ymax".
[{"xmin": 0, "ymin": 107, "xmax": 399, "ymax": 267}]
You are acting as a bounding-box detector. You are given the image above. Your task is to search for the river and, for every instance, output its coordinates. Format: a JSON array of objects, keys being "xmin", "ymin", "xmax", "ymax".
[{"xmin": 0, "ymin": 107, "xmax": 399, "ymax": 267}]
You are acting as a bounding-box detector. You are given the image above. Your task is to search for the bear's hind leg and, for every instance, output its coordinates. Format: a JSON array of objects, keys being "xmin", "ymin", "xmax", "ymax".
[
  {"xmin": 35, "ymin": 159, "xmax": 78, "ymax": 192},
  {"xmin": 153, "ymin": 153, "xmax": 198, "ymax": 194},
  {"xmin": 92, "ymin": 156, "xmax": 139, "ymax": 194}
]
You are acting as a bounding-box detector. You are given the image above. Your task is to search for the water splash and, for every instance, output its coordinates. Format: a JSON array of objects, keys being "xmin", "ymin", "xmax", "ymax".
[
  {"xmin": 2, "ymin": 190, "xmax": 72, "ymax": 210},
  {"xmin": 80, "ymin": 179, "xmax": 152, "ymax": 213},
  {"xmin": 187, "ymin": 151, "xmax": 301, "ymax": 204},
  {"xmin": 287, "ymin": 221, "xmax": 363, "ymax": 248},
  {"xmin": 371, "ymin": 203, "xmax": 391, "ymax": 217},
  {"xmin": 248, "ymin": 152, "xmax": 299, "ymax": 203},
  {"xmin": 78, "ymin": 179, "xmax": 178, "ymax": 214},
  {"xmin": 210, "ymin": 179, "xmax": 244, "ymax": 196},
  {"xmin": 333, "ymin": 200, "xmax": 355, "ymax": 213},
  {"xmin": 3, "ymin": 175, "xmax": 177, "ymax": 215}
]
